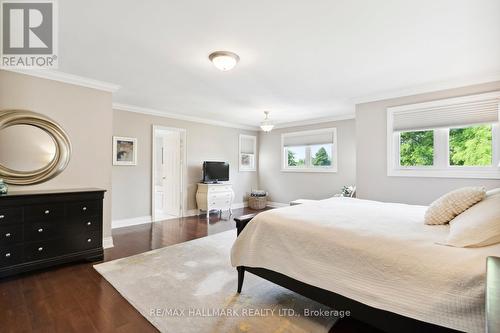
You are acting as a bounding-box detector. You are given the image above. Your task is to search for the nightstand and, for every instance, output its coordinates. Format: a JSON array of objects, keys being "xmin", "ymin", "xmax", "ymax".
[{"xmin": 195, "ymin": 183, "xmax": 234, "ymax": 219}]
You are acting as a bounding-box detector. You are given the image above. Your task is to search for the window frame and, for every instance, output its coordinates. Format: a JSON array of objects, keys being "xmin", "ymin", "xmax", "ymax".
[
  {"xmin": 239, "ymin": 134, "xmax": 257, "ymax": 172},
  {"xmin": 281, "ymin": 128, "xmax": 338, "ymax": 173},
  {"xmin": 388, "ymin": 111, "xmax": 500, "ymax": 179}
]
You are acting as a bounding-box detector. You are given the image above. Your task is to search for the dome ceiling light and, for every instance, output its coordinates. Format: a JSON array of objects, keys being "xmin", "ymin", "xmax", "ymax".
[
  {"xmin": 208, "ymin": 51, "xmax": 240, "ymax": 71},
  {"xmin": 260, "ymin": 111, "xmax": 274, "ymax": 132}
]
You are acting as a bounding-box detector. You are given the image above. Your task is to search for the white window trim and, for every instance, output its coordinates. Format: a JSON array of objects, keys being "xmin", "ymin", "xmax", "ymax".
[
  {"xmin": 387, "ymin": 101, "xmax": 500, "ymax": 179},
  {"xmin": 239, "ymin": 134, "xmax": 257, "ymax": 172},
  {"xmin": 281, "ymin": 128, "xmax": 338, "ymax": 173}
]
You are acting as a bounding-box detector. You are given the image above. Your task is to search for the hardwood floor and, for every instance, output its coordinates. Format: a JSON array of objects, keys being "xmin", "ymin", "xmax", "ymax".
[{"xmin": 0, "ymin": 208, "xmax": 381, "ymax": 333}]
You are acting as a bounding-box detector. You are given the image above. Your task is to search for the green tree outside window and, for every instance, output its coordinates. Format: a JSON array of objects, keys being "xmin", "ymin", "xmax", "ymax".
[
  {"xmin": 400, "ymin": 130, "xmax": 434, "ymax": 166},
  {"xmin": 287, "ymin": 150, "xmax": 297, "ymax": 166},
  {"xmin": 312, "ymin": 147, "xmax": 331, "ymax": 166},
  {"xmin": 449, "ymin": 125, "xmax": 492, "ymax": 166}
]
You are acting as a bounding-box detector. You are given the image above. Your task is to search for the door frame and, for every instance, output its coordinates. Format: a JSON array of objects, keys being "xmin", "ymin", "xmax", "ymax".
[{"xmin": 151, "ymin": 125, "xmax": 187, "ymax": 221}]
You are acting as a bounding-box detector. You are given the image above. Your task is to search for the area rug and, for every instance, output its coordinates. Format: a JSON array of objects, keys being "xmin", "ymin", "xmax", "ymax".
[{"xmin": 94, "ymin": 230, "xmax": 339, "ymax": 333}]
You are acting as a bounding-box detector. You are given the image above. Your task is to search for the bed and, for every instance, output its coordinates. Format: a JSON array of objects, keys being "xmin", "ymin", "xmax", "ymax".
[{"xmin": 231, "ymin": 197, "xmax": 499, "ymax": 333}]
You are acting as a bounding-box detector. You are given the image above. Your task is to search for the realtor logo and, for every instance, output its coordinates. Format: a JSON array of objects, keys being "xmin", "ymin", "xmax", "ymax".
[{"xmin": 1, "ymin": 0, "xmax": 58, "ymax": 68}]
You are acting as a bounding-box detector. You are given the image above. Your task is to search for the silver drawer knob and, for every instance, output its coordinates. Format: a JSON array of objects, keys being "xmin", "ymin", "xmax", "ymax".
[
  {"xmin": 5, "ymin": 253, "xmax": 11, "ymax": 257},
  {"xmin": 38, "ymin": 228, "xmax": 44, "ymax": 233},
  {"xmin": 82, "ymin": 207, "xmax": 87, "ymax": 211},
  {"xmin": 5, "ymin": 233, "xmax": 11, "ymax": 237},
  {"xmin": 38, "ymin": 247, "xmax": 43, "ymax": 252},
  {"xmin": 87, "ymin": 238, "xmax": 92, "ymax": 243},
  {"xmin": 86, "ymin": 221, "xmax": 92, "ymax": 226},
  {"xmin": 0, "ymin": 215, "xmax": 4, "ymax": 219},
  {"xmin": 44, "ymin": 210, "xmax": 50, "ymax": 214}
]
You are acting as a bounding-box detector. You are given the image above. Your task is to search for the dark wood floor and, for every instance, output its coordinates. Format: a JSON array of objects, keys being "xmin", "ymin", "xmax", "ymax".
[{"xmin": 0, "ymin": 208, "xmax": 381, "ymax": 333}]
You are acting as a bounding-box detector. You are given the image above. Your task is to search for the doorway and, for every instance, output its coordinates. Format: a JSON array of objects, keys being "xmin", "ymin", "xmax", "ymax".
[{"xmin": 152, "ymin": 126, "xmax": 187, "ymax": 221}]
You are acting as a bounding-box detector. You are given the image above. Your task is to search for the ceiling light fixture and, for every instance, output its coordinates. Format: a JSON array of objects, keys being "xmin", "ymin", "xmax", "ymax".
[
  {"xmin": 260, "ymin": 111, "xmax": 274, "ymax": 132},
  {"xmin": 208, "ymin": 51, "xmax": 240, "ymax": 71}
]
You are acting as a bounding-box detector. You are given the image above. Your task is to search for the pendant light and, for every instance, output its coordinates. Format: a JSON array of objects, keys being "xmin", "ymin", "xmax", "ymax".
[{"xmin": 260, "ymin": 111, "xmax": 274, "ymax": 132}]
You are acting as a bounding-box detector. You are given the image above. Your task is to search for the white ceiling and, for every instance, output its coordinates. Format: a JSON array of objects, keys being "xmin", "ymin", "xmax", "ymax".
[{"xmin": 58, "ymin": 0, "xmax": 500, "ymax": 128}]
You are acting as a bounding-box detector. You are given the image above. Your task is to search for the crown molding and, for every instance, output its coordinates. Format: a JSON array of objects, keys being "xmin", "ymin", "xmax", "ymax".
[
  {"xmin": 352, "ymin": 72, "xmax": 500, "ymax": 105},
  {"xmin": 272, "ymin": 113, "xmax": 355, "ymax": 130},
  {"xmin": 113, "ymin": 103, "xmax": 260, "ymax": 131},
  {"xmin": 2, "ymin": 68, "xmax": 120, "ymax": 92},
  {"xmin": 114, "ymin": 103, "xmax": 356, "ymax": 131}
]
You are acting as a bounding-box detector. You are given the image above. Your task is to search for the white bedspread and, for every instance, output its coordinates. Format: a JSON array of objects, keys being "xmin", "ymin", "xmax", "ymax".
[{"xmin": 231, "ymin": 197, "xmax": 500, "ymax": 333}]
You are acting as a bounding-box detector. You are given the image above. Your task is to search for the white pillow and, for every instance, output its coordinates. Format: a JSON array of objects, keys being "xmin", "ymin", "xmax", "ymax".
[
  {"xmin": 424, "ymin": 187, "xmax": 486, "ymax": 225},
  {"xmin": 446, "ymin": 193, "xmax": 500, "ymax": 247},
  {"xmin": 486, "ymin": 188, "xmax": 500, "ymax": 197}
]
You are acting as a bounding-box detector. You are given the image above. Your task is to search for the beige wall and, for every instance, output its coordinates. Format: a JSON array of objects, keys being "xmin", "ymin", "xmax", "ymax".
[
  {"xmin": 0, "ymin": 70, "xmax": 113, "ymax": 237},
  {"xmin": 112, "ymin": 109, "xmax": 259, "ymax": 221},
  {"xmin": 356, "ymin": 81, "xmax": 500, "ymax": 205},
  {"xmin": 258, "ymin": 120, "xmax": 356, "ymax": 204}
]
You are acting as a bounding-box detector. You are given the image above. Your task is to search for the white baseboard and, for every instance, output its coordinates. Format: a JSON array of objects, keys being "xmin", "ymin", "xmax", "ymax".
[
  {"xmin": 112, "ymin": 215, "xmax": 152, "ymax": 229},
  {"xmin": 103, "ymin": 236, "xmax": 114, "ymax": 249},
  {"xmin": 232, "ymin": 202, "xmax": 248, "ymax": 209},
  {"xmin": 185, "ymin": 209, "xmax": 200, "ymax": 217},
  {"xmin": 185, "ymin": 201, "xmax": 250, "ymax": 218},
  {"xmin": 266, "ymin": 201, "xmax": 288, "ymax": 208},
  {"xmin": 113, "ymin": 202, "xmax": 250, "ymax": 229}
]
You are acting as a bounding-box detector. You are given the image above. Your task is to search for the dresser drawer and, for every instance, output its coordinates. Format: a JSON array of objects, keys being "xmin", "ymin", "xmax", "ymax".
[
  {"xmin": 72, "ymin": 231, "xmax": 101, "ymax": 251},
  {"xmin": 208, "ymin": 186, "xmax": 232, "ymax": 193},
  {"xmin": 69, "ymin": 216, "xmax": 100, "ymax": 232},
  {"xmin": 0, "ymin": 207, "xmax": 23, "ymax": 225},
  {"xmin": 209, "ymin": 198, "xmax": 232, "ymax": 208},
  {"xmin": 68, "ymin": 200, "xmax": 100, "ymax": 217},
  {"xmin": 208, "ymin": 193, "xmax": 232, "ymax": 201},
  {"xmin": 0, "ymin": 245, "xmax": 23, "ymax": 267},
  {"xmin": 25, "ymin": 203, "xmax": 64, "ymax": 222},
  {"xmin": 24, "ymin": 240, "xmax": 63, "ymax": 261},
  {"xmin": 24, "ymin": 222, "xmax": 61, "ymax": 242},
  {"xmin": 0, "ymin": 225, "xmax": 23, "ymax": 246}
]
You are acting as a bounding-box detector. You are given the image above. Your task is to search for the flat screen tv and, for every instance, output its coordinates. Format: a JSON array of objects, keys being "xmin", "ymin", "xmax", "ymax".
[{"xmin": 203, "ymin": 161, "xmax": 229, "ymax": 183}]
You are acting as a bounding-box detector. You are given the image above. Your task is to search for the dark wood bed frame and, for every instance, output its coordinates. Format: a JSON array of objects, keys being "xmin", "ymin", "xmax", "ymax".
[{"xmin": 234, "ymin": 214, "xmax": 463, "ymax": 333}]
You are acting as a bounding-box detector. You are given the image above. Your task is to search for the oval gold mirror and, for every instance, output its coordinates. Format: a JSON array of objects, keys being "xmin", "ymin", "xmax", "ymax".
[{"xmin": 0, "ymin": 110, "xmax": 72, "ymax": 185}]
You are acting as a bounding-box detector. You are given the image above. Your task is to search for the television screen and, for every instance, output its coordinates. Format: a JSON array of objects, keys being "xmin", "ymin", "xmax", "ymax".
[{"xmin": 203, "ymin": 161, "xmax": 229, "ymax": 183}]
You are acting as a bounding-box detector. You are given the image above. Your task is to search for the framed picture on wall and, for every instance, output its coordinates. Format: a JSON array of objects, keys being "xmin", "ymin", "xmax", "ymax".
[
  {"xmin": 240, "ymin": 153, "xmax": 255, "ymax": 170},
  {"xmin": 239, "ymin": 134, "xmax": 257, "ymax": 171},
  {"xmin": 113, "ymin": 136, "xmax": 137, "ymax": 166}
]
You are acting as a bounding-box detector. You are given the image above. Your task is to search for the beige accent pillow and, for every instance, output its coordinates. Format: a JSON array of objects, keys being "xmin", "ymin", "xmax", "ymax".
[
  {"xmin": 424, "ymin": 187, "xmax": 486, "ymax": 225},
  {"xmin": 446, "ymin": 193, "xmax": 500, "ymax": 247}
]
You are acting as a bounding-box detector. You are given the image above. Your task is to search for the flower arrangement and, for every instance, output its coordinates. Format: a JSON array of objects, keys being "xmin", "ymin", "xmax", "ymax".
[
  {"xmin": 0, "ymin": 179, "xmax": 8, "ymax": 195},
  {"xmin": 340, "ymin": 185, "xmax": 356, "ymax": 198}
]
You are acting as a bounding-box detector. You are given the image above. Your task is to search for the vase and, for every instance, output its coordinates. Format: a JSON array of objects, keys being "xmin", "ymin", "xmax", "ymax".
[{"xmin": 0, "ymin": 179, "xmax": 8, "ymax": 194}]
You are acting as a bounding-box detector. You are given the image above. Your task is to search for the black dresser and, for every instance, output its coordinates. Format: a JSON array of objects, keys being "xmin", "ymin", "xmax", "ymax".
[{"xmin": 0, "ymin": 188, "xmax": 105, "ymax": 278}]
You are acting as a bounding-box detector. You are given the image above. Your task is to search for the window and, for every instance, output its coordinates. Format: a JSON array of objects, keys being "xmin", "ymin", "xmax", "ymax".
[
  {"xmin": 282, "ymin": 128, "xmax": 337, "ymax": 172},
  {"xmin": 239, "ymin": 134, "xmax": 256, "ymax": 171},
  {"xmin": 449, "ymin": 125, "xmax": 492, "ymax": 166},
  {"xmin": 286, "ymin": 145, "xmax": 306, "ymax": 167},
  {"xmin": 399, "ymin": 130, "xmax": 434, "ymax": 166},
  {"xmin": 388, "ymin": 91, "xmax": 500, "ymax": 179}
]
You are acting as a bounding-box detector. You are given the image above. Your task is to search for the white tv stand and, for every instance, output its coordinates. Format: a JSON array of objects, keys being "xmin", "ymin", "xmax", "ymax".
[{"xmin": 196, "ymin": 183, "xmax": 235, "ymax": 219}]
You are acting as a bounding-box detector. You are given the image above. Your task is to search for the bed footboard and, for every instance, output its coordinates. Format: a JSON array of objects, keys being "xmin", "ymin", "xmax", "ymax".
[{"xmin": 234, "ymin": 213, "xmax": 256, "ymax": 293}]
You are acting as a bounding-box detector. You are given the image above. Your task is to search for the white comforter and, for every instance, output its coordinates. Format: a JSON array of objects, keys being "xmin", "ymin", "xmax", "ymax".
[{"xmin": 231, "ymin": 197, "xmax": 500, "ymax": 333}]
